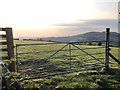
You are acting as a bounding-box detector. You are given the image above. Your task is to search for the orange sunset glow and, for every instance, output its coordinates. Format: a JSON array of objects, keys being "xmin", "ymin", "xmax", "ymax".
[{"xmin": 0, "ymin": 0, "xmax": 119, "ymax": 37}]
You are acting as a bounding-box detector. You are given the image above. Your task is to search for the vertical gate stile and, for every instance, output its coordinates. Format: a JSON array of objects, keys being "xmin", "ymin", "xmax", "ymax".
[
  {"xmin": 105, "ymin": 28, "xmax": 110, "ymax": 69},
  {"xmin": 69, "ymin": 43, "xmax": 72, "ymax": 70},
  {"xmin": 16, "ymin": 45, "xmax": 18, "ymax": 72}
]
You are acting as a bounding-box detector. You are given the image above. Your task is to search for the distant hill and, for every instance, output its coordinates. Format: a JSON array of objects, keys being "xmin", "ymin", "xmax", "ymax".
[{"xmin": 42, "ymin": 32, "xmax": 120, "ymax": 43}]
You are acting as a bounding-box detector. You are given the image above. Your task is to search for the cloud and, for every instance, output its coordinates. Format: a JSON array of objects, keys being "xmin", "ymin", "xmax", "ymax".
[{"xmin": 54, "ymin": 19, "xmax": 118, "ymax": 33}]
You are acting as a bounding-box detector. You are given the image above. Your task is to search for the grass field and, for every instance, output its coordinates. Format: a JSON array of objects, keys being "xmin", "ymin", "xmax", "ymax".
[{"xmin": 3, "ymin": 40, "xmax": 120, "ymax": 89}]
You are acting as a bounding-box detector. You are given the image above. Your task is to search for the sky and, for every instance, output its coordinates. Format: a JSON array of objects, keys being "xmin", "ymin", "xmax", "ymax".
[{"xmin": 0, "ymin": 0, "xmax": 119, "ymax": 37}]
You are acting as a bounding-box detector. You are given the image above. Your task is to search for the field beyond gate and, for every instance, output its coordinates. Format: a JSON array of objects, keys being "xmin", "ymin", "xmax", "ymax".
[{"xmin": 16, "ymin": 40, "xmax": 107, "ymax": 80}]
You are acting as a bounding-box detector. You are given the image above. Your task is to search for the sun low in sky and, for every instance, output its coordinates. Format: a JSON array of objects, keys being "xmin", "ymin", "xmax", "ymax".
[{"xmin": 0, "ymin": 0, "xmax": 119, "ymax": 37}]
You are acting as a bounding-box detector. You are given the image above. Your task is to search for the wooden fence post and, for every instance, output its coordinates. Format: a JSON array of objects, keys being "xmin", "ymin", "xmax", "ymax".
[
  {"xmin": 5, "ymin": 28, "xmax": 14, "ymax": 59},
  {"xmin": 5, "ymin": 28, "xmax": 16, "ymax": 72},
  {"xmin": 105, "ymin": 28, "xmax": 110, "ymax": 69}
]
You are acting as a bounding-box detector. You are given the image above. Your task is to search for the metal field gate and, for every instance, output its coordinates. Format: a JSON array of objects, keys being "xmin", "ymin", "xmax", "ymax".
[{"xmin": 15, "ymin": 28, "xmax": 110, "ymax": 80}]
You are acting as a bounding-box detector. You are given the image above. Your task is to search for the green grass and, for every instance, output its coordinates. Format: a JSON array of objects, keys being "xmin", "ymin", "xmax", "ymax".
[{"xmin": 3, "ymin": 40, "xmax": 120, "ymax": 89}]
